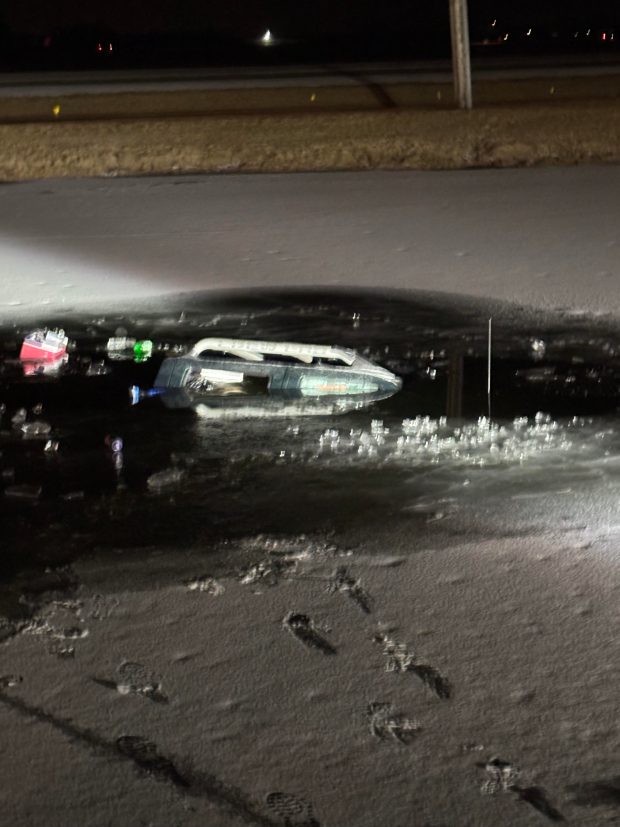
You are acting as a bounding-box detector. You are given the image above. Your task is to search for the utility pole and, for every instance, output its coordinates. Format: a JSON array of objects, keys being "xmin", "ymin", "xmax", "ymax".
[{"xmin": 449, "ymin": 0, "xmax": 473, "ymax": 109}]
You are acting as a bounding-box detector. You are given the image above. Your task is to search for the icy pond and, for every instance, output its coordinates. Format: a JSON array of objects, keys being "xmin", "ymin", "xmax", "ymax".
[
  {"xmin": 3, "ymin": 288, "xmax": 620, "ymax": 827},
  {"xmin": 3, "ymin": 289, "xmax": 620, "ymax": 582}
]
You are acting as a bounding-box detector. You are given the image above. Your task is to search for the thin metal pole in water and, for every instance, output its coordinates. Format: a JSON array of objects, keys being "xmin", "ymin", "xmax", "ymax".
[{"xmin": 487, "ymin": 317, "xmax": 492, "ymax": 421}]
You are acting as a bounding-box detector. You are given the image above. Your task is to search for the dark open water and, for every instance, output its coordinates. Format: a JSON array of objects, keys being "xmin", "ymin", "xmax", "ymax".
[{"xmin": 2, "ymin": 288, "xmax": 620, "ymax": 622}]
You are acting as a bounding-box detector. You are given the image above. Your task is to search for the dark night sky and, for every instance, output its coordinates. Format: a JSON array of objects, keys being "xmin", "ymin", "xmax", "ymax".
[{"xmin": 3, "ymin": 0, "xmax": 619, "ymax": 37}]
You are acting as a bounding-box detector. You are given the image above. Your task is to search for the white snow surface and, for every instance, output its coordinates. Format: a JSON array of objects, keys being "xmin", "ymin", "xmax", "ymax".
[
  {"xmin": 2, "ymin": 167, "xmax": 620, "ymax": 826},
  {"xmin": 2, "ymin": 528, "xmax": 620, "ymax": 825},
  {"xmin": 1, "ymin": 166, "xmax": 620, "ymax": 317}
]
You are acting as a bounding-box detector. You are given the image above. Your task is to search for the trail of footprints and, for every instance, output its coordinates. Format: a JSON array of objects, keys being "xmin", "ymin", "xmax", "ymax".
[
  {"xmin": 273, "ymin": 541, "xmax": 566, "ymax": 822},
  {"xmin": 236, "ymin": 539, "xmax": 456, "ymax": 820},
  {"xmin": 0, "ymin": 691, "xmax": 290, "ymax": 827},
  {"xmin": 2, "ymin": 534, "xmax": 568, "ymax": 824},
  {"xmin": 279, "ymin": 556, "xmax": 452, "ymax": 699}
]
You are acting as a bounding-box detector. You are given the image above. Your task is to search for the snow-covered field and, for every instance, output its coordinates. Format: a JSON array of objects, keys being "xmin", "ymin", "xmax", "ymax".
[
  {"xmin": 2, "ymin": 168, "xmax": 620, "ymax": 826},
  {"xmin": 1, "ymin": 167, "xmax": 620, "ymax": 317},
  {"xmin": 3, "ymin": 518, "xmax": 620, "ymax": 825}
]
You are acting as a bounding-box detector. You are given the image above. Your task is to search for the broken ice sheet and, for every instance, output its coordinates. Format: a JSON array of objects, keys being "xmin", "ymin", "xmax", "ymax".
[{"xmin": 310, "ymin": 414, "xmax": 577, "ymax": 469}]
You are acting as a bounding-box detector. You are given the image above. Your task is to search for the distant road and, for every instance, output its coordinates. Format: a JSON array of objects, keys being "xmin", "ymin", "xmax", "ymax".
[
  {"xmin": 1, "ymin": 55, "xmax": 620, "ymax": 124},
  {"xmin": 1, "ymin": 55, "xmax": 620, "ymax": 97}
]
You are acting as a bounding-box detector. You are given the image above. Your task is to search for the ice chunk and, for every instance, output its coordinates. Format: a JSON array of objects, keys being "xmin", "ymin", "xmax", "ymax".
[
  {"xmin": 106, "ymin": 336, "xmax": 136, "ymax": 360},
  {"xmin": 11, "ymin": 408, "xmax": 27, "ymax": 428},
  {"xmin": 4, "ymin": 484, "xmax": 42, "ymax": 500},
  {"xmin": 21, "ymin": 420, "xmax": 52, "ymax": 437},
  {"xmin": 147, "ymin": 468, "xmax": 184, "ymax": 490},
  {"xmin": 85, "ymin": 360, "xmax": 110, "ymax": 376},
  {"xmin": 530, "ymin": 338, "xmax": 546, "ymax": 360}
]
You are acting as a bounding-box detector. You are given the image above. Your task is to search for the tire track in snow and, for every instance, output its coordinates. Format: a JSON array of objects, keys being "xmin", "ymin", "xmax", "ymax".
[{"xmin": 0, "ymin": 689, "xmax": 285, "ymax": 826}]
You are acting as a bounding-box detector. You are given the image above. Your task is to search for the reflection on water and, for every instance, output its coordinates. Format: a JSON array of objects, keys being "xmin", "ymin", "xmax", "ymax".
[{"xmin": 160, "ymin": 387, "xmax": 397, "ymax": 418}]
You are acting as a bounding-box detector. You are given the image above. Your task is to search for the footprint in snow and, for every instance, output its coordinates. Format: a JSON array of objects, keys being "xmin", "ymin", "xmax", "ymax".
[
  {"xmin": 283, "ymin": 613, "xmax": 336, "ymax": 655},
  {"xmin": 480, "ymin": 757, "xmax": 565, "ymax": 822},
  {"xmin": 265, "ymin": 791, "xmax": 321, "ymax": 826},
  {"xmin": 93, "ymin": 661, "xmax": 169, "ymax": 703},
  {"xmin": 367, "ymin": 701, "xmax": 420, "ymax": 744}
]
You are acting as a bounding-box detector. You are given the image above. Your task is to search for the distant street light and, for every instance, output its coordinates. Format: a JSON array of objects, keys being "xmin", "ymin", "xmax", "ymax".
[{"xmin": 449, "ymin": 0, "xmax": 473, "ymax": 109}]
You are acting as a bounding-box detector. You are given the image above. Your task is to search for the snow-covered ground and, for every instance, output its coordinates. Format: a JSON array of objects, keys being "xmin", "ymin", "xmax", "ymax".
[
  {"xmin": 3, "ymin": 521, "xmax": 620, "ymax": 825},
  {"xmin": 1, "ymin": 166, "xmax": 620, "ymax": 317},
  {"xmin": 2, "ymin": 167, "xmax": 620, "ymax": 826}
]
